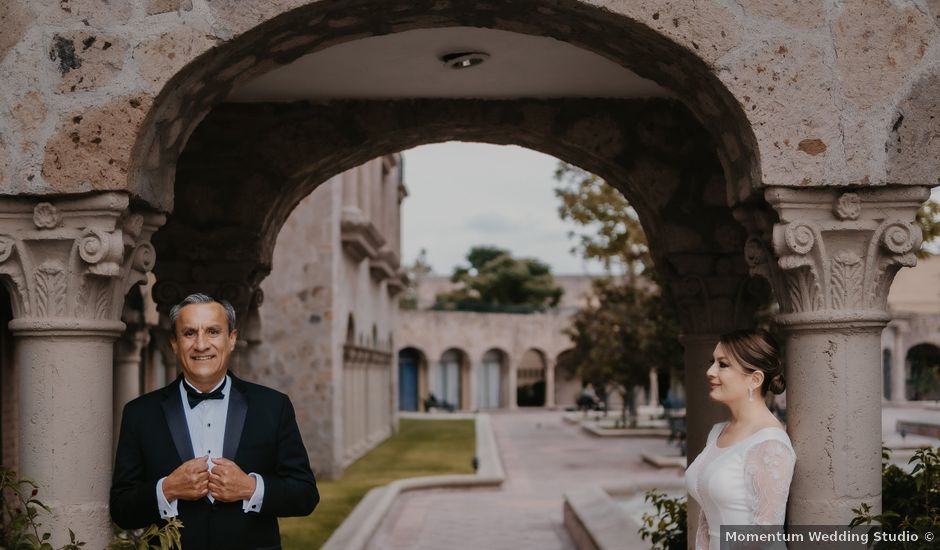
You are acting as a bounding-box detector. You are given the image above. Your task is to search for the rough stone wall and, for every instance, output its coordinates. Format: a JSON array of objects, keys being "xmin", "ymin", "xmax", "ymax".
[
  {"xmin": 256, "ymin": 173, "xmax": 339, "ymax": 478},
  {"xmin": 2, "ymin": 0, "xmax": 939, "ymax": 214},
  {"xmin": 336, "ymin": 238, "xmax": 397, "ymax": 467},
  {"xmin": 151, "ymin": 98, "xmax": 748, "ymax": 307},
  {"xmin": 254, "ymin": 156, "xmax": 399, "ymax": 479}
]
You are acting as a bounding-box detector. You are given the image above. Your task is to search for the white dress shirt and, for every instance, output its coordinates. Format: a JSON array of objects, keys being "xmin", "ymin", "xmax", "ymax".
[{"xmin": 156, "ymin": 375, "xmax": 265, "ymax": 518}]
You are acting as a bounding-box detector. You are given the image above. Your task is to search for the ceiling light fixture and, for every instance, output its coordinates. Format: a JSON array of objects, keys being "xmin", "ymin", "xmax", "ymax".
[{"xmin": 440, "ymin": 51, "xmax": 490, "ymax": 69}]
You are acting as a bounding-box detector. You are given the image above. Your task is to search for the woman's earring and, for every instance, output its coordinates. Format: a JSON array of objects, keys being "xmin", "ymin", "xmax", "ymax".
[{"xmin": 747, "ymin": 385, "xmax": 754, "ymax": 401}]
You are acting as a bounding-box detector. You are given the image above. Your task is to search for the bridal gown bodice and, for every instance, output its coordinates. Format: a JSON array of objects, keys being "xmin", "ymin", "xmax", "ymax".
[{"xmin": 685, "ymin": 421, "xmax": 796, "ymax": 550}]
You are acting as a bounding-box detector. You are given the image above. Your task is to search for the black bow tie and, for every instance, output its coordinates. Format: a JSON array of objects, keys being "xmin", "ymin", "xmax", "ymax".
[{"xmin": 184, "ymin": 380, "xmax": 225, "ymax": 409}]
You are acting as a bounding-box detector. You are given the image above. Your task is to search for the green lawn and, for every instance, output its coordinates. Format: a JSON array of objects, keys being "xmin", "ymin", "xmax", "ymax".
[{"xmin": 280, "ymin": 418, "xmax": 476, "ymax": 549}]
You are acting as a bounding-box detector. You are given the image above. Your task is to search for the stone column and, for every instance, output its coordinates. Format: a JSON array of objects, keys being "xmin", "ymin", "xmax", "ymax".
[
  {"xmin": 648, "ymin": 367, "xmax": 659, "ymax": 408},
  {"xmin": 748, "ymin": 186, "xmax": 929, "ymax": 524},
  {"xmin": 389, "ymin": 165, "xmax": 408, "ymax": 257},
  {"xmin": 230, "ymin": 295, "xmax": 263, "ymax": 376},
  {"xmin": 507, "ymin": 363, "xmax": 519, "ymax": 410},
  {"xmin": 0, "ymin": 193, "xmax": 163, "ymax": 548},
  {"xmin": 358, "ymin": 164, "xmax": 372, "ymax": 225},
  {"xmin": 679, "ymin": 333, "xmax": 728, "ymax": 459},
  {"xmin": 342, "ymin": 167, "xmax": 359, "ymax": 210},
  {"xmin": 468, "ymin": 358, "xmax": 479, "ymax": 410},
  {"xmin": 113, "ymin": 322, "xmax": 149, "ymax": 452},
  {"xmin": 150, "ymin": 318, "xmax": 178, "ymax": 384},
  {"xmin": 544, "ymin": 357, "xmax": 556, "ymax": 408},
  {"xmin": 890, "ymin": 321, "xmax": 908, "ymax": 402},
  {"xmin": 663, "ymin": 254, "xmax": 766, "ymax": 461},
  {"xmin": 661, "ymin": 253, "xmax": 767, "ymax": 550},
  {"xmin": 146, "ymin": 344, "xmax": 166, "ymax": 391}
]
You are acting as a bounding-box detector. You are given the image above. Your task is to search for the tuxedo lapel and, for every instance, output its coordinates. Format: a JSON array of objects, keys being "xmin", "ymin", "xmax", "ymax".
[
  {"xmin": 223, "ymin": 373, "xmax": 247, "ymax": 460},
  {"xmin": 161, "ymin": 378, "xmax": 195, "ymax": 463}
]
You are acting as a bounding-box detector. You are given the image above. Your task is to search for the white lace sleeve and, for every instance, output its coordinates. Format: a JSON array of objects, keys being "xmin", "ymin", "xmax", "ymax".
[
  {"xmin": 744, "ymin": 439, "xmax": 795, "ymax": 525},
  {"xmin": 695, "ymin": 507, "xmax": 710, "ymax": 550}
]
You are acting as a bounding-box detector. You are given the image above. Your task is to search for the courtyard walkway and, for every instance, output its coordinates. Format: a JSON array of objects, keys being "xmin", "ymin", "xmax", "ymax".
[{"xmin": 366, "ymin": 410, "xmax": 682, "ymax": 550}]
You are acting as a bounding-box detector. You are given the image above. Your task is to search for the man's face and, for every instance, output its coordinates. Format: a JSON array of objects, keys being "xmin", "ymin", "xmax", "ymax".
[{"xmin": 170, "ymin": 302, "xmax": 238, "ymax": 391}]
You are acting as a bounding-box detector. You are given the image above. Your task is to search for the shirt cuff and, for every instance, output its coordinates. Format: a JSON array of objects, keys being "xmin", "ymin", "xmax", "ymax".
[
  {"xmin": 243, "ymin": 473, "xmax": 264, "ymax": 513},
  {"xmin": 156, "ymin": 477, "xmax": 179, "ymax": 519}
]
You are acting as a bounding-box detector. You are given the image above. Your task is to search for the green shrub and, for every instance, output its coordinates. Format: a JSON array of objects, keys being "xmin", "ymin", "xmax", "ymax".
[
  {"xmin": 1, "ymin": 467, "xmax": 181, "ymax": 550},
  {"xmin": 851, "ymin": 446, "xmax": 940, "ymax": 549},
  {"xmin": 638, "ymin": 489, "xmax": 687, "ymax": 550}
]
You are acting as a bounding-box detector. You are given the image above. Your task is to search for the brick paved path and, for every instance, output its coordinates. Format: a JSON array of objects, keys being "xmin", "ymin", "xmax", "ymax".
[{"xmin": 367, "ymin": 410, "xmax": 683, "ymax": 550}]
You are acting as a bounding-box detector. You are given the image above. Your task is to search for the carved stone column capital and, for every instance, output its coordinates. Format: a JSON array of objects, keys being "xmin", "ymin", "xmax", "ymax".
[
  {"xmin": 744, "ymin": 186, "xmax": 930, "ymax": 329},
  {"xmin": 0, "ymin": 193, "xmax": 165, "ymax": 335},
  {"xmin": 152, "ymin": 260, "xmax": 267, "ymax": 322},
  {"xmin": 660, "ymin": 252, "xmax": 769, "ymax": 336}
]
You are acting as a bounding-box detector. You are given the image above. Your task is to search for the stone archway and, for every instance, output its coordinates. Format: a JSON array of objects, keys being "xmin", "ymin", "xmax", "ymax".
[
  {"xmin": 397, "ymin": 346, "xmax": 428, "ymax": 412},
  {"xmin": 151, "ymin": 97, "xmax": 754, "ymax": 313},
  {"xmin": 516, "ymin": 348, "xmax": 548, "ymax": 407},
  {"xmin": 433, "ymin": 348, "xmax": 469, "ymax": 411},
  {"xmin": 151, "ymin": 97, "xmax": 765, "ymax": 478},
  {"xmin": 905, "ymin": 343, "xmax": 940, "ymax": 401},
  {"xmin": 121, "ymin": 0, "xmax": 766, "ymax": 217},
  {"xmin": 478, "ymin": 348, "xmax": 509, "ymax": 410}
]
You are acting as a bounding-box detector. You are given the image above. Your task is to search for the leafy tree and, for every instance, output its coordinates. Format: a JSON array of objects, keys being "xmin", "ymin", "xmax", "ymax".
[
  {"xmin": 554, "ymin": 162, "xmax": 650, "ymax": 282},
  {"xmin": 563, "ymin": 279, "xmax": 681, "ymax": 425},
  {"xmin": 434, "ymin": 246, "xmax": 563, "ymax": 313},
  {"xmin": 0, "ymin": 466, "xmax": 182, "ymax": 550},
  {"xmin": 916, "ymin": 199, "xmax": 940, "ymax": 258},
  {"xmin": 639, "ymin": 490, "xmax": 687, "ymax": 550},
  {"xmin": 555, "ymin": 162, "xmax": 681, "ymax": 421},
  {"xmin": 852, "ymin": 446, "xmax": 940, "ymax": 549}
]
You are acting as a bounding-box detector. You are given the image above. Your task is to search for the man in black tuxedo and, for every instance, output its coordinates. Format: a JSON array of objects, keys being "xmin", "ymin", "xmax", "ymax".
[{"xmin": 111, "ymin": 293, "xmax": 318, "ymax": 549}]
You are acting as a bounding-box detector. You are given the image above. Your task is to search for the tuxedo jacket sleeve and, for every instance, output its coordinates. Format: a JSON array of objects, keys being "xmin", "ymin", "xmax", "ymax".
[{"xmin": 110, "ymin": 375, "xmax": 319, "ymax": 548}]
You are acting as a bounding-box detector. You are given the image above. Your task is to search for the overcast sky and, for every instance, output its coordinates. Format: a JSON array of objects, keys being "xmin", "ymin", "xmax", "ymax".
[
  {"xmin": 400, "ymin": 142, "xmax": 607, "ymax": 276},
  {"xmin": 399, "ymin": 142, "xmax": 940, "ymax": 276}
]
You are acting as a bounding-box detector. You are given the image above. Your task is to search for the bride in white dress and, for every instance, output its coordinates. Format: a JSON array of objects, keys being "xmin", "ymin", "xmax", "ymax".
[{"xmin": 684, "ymin": 329, "xmax": 796, "ymax": 550}]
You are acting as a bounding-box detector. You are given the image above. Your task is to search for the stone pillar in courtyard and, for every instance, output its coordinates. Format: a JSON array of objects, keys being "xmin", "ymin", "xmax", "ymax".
[
  {"xmin": 0, "ymin": 193, "xmax": 163, "ymax": 548},
  {"xmin": 662, "ymin": 253, "xmax": 767, "ymax": 548},
  {"xmin": 544, "ymin": 356, "xmax": 556, "ymax": 408},
  {"xmin": 507, "ymin": 363, "xmax": 518, "ymax": 410},
  {"xmin": 747, "ymin": 186, "xmax": 929, "ymax": 524},
  {"xmin": 890, "ymin": 321, "xmax": 907, "ymax": 402},
  {"xmin": 648, "ymin": 367, "xmax": 659, "ymax": 408},
  {"xmin": 113, "ymin": 311, "xmax": 149, "ymax": 452},
  {"xmin": 679, "ymin": 333, "xmax": 728, "ymax": 456},
  {"xmin": 664, "ymin": 255, "xmax": 766, "ymax": 462},
  {"xmin": 150, "ymin": 316, "xmax": 178, "ymax": 385}
]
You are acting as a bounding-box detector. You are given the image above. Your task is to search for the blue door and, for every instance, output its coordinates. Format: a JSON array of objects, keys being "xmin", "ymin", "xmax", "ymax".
[{"xmin": 398, "ymin": 351, "xmax": 419, "ymax": 411}]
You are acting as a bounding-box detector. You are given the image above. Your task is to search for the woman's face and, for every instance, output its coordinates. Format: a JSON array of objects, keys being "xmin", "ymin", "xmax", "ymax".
[{"xmin": 706, "ymin": 343, "xmax": 758, "ymax": 404}]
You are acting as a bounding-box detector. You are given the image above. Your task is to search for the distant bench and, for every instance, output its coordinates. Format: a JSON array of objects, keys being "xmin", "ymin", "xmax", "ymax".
[{"xmin": 896, "ymin": 420, "xmax": 940, "ymax": 439}]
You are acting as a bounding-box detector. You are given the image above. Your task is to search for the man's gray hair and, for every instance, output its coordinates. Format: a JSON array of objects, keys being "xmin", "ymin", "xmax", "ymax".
[{"xmin": 168, "ymin": 293, "xmax": 237, "ymax": 333}]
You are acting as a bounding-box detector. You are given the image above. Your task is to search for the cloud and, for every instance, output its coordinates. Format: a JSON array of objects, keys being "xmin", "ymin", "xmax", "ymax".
[
  {"xmin": 464, "ymin": 212, "xmax": 524, "ymax": 234},
  {"xmin": 401, "ymin": 142, "xmax": 608, "ymax": 275}
]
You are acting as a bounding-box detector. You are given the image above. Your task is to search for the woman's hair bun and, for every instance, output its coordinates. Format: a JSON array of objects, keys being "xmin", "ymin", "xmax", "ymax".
[{"xmin": 768, "ymin": 373, "xmax": 786, "ymax": 395}]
